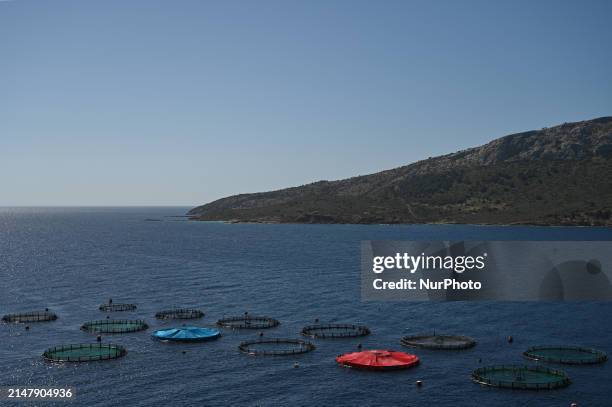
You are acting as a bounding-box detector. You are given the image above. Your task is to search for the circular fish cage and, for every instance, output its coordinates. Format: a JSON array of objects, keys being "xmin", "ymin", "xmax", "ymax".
[
  {"xmin": 152, "ymin": 326, "xmax": 221, "ymax": 342},
  {"xmin": 99, "ymin": 303, "xmax": 137, "ymax": 312},
  {"xmin": 155, "ymin": 308, "xmax": 204, "ymax": 320},
  {"xmin": 301, "ymin": 324, "xmax": 370, "ymax": 339},
  {"xmin": 238, "ymin": 339, "xmax": 315, "ymax": 356},
  {"xmin": 336, "ymin": 350, "xmax": 419, "ymax": 371},
  {"xmin": 523, "ymin": 346, "xmax": 608, "ymax": 365},
  {"xmin": 2, "ymin": 311, "xmax": 57, "ymax": 323},
  {"xmin": 400, "ymin": 334, "xmax": 476, "ymax": 350},
  {"xmin": 81, "ymin": 319, "xmax": 148, "ymax": 334},
  {"xmin": 472, "ymin": 365, "xmax": 571, "ymax": 390},
  {"xmin": 217, "ymin": 315, "xmax": 280, "ymax": 330},
  {"xmin": 43, "ymin": 344, "xmax": 127, "ymax": 362}
]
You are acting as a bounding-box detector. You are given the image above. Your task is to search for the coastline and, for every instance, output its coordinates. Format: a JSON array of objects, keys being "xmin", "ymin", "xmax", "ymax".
[{"xmin": 186, "ymin": 216, "xmax": 611, "ymax": 228}]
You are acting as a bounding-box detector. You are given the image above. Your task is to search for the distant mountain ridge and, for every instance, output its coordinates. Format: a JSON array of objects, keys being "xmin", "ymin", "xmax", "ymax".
[{"xmin": 189, "ymin": 117, "xmax": 612, "ymax": 226}]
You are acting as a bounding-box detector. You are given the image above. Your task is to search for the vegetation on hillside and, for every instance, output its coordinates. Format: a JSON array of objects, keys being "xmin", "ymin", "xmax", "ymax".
[{"xmin": 189, "ymin": 117, "xmax": 612, "ymax": 226}]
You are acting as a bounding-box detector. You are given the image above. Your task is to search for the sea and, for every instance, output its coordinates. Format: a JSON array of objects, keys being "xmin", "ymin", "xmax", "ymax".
[{"xmin": 0, "ymin": 207, "xmax": 611, "ymax": 406}]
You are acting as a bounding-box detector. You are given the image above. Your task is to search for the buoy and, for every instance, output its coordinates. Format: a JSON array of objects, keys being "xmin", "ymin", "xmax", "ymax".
[
  {"xmin": 294, "ymin": 362, "xmax": 299, "ymax": 368},
  {"xmin": 259, "ymin": 331, "xmax": 264, "ymax": 337},
  {"xmin": 96, "ymin": 335, "xmax": 102, "ymax": 342},
  {"xmin": 106, "ymin": 315, "xmax": 110, "ymax": 319},
  {"xmin": 507, "ymin": 336, "xmax": 513, "ymax": 343},
  {"xmin": 315, "ymin": 318, "xmax": 319, "ymax": 323},
  {"xmin": 416, "ymin": 380, "xmax": 423, "ymax": 387},
  {"xmin": 182, "ymin": 350, "xmax": 187, "ymax": 354},
  {"xmin": 25, "ymin": 325, "xmax": 30, "ymax": 331},
  {"xmin": 45, "ymin": 308, "xmax": 49, "ymax": 312}
]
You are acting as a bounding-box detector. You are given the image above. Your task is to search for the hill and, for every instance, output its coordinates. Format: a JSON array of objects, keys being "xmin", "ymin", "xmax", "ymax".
[{"xmin": 188, "ymin": 117, "xmax": 612, "ymax": 226}]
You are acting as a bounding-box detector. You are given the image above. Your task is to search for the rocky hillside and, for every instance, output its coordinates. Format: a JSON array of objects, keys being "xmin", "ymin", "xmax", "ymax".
[{"xmin": 189, "ymin": 117, "xmax": 612, "ymax": 226}]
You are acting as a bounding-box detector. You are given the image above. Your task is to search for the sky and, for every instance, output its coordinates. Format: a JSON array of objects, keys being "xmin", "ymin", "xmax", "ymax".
[{"xmin": 1, "ymin": 0, "xmax": 611, "ymax": 206}]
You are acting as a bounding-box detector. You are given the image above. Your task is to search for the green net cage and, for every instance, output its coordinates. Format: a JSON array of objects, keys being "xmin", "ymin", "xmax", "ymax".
[
  {"xmin": 2, "ymin": 311, "xmax": 58, "ymax": 323},
  {"xmin": 217, "ymin": 315, "xmax": 280, "ymax": 329},
  {"xmin": 523, "ymin": 346, "xmax": 608, "ymax": 365},
  {"xmin": 81, "ymin": 319, "xmax": 148, "ymax": 334},
  {"xmin": 99, "ymin": 303, "xmax": 137, "ymax": 312},
  {"xmin": 155, "ymin": 308, "xmax": 204, "ymax": 320},
  {"xmin": 472, "ymin": 365, "xmax": 571, "ymax": 390},
  {"xmin": 238, "ymin": 338, "xmax": 315, "ymax": 356},
  {"xmin": 401, "ymin": 333, "xmax": 476, "ymax": 350},
  {"xmin": 43, "ymin": 344, "xmax": 127, "ymax": 362},
  {"xmin": 301, "ymin": 324, "xmax": 370, "ymax": 339}
]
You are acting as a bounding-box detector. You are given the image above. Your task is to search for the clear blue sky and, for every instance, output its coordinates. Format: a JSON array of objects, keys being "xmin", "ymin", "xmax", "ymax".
[{"xmin": 1, "ymin": 0, "xmax": 611, "ymax": 206}]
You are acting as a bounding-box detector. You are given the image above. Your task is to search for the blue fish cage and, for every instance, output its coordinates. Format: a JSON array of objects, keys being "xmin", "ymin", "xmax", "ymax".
[{"xmin": 152, "ymin": 326, "xmax": 221, "ymax": 342}]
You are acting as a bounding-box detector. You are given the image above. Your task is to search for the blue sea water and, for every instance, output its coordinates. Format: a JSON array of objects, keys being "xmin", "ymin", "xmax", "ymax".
[{"xmin": 0, "ymin": 207, "xmax": 611, "ymax": 407}]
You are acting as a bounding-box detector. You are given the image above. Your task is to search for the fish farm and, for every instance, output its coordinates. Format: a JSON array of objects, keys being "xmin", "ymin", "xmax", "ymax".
[
  {"xmin": 2, "ymin": 310, "xmax": 58, "ymax": 323},
  {"xmin": 152, "ymin": 326, "xmax": 221, "ymax": 342},
  {"xmin": 3, "ymin": 301, "xmax": 605, "ymax": 395},
  {"xmin": 216, "ymin": 315, "xmax": 280, "ymax": 329},
  {"xmin": 81, "ymin": 319, "xmax": 149, "ymax": 334},
  {"xmin": 301, "ymin": 324, "xmax": 370, "ymax": 339},
  {"xmin": 155, "ymin": 308, "xmax": 204, "ymax": 320},
  {"xmin": 400, "ymin": 333, "xmax": 476, "ymax": 350},
  {"xmin": 523, "ymin": 346, "xmax": 608, "ymax": 364},
  {"xmin": 336, "ymin": 350, "xmax": 420, "ymax": 371},
  {"xmin": 471, "ymin": 365, "xmax": 571, "ymax": 390},
  {"xmin": 99, "ymin": 303, "xmax": 137, "ymax": 312},
  {"xmin": 238, "ymin": 339, "xmax": 315, "ymax": 356},
  {"xmin": 42, "ymin": 344, "xmax": 127, "ymax": 362}
]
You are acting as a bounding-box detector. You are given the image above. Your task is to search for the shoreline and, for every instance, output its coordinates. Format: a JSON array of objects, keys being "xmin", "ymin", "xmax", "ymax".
[{"xmin": 186, "ymin": 217, "xmax": 611, "ymax": 228}]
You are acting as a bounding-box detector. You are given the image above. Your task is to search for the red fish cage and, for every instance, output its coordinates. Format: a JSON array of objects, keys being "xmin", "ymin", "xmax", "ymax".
[{"xmin": 336, "ymin": 349, "xmax": 420, "ymax": 371}]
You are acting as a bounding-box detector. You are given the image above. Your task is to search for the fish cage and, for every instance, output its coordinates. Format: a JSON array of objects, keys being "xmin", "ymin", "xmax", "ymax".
[
  {"xmin": 217, "ymin": 315, "xmax": 280, "ymax": 329},
  {"xmin": 523, "ymin": 346, "xmax": 608, "ymax": 365},
  {"xmin": 2, "ymin": 311, "xmax": 58, "ymax": 323},
  {"xmin": 301, "ymin": 324, "xmax": 370, "ymax": 339},
  {"xmin": 238, "ymin": 339, "xmax": 315, "ymax": 356},
  {"xmin": 336, "ymin": 350, "xmax": 419, "ymax": 371},
  {"xmin": 99, "ymin": 303, "xmax": 137, "ymax": 312},
  {"xmin": 155, "ymin": 308, "xmax": 204, "ymax": 320},
  {"xmin": 43, "ymin": 344, "xmax": 127, "ymax": 362},
  {"xmin": 81, "ymin": 319, "xmax": 148, "ymax": 334},
  {"xmin": 400, "ymin": 333, "xmax": 476, "ymax": 350},
  {"xmin": 472, "ymin": 365, "xmax": 571, "ymax": 390},
  {"xmin": 152, "ymin": 326, "xmax": 221, "ymax": 342}
]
